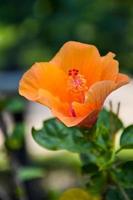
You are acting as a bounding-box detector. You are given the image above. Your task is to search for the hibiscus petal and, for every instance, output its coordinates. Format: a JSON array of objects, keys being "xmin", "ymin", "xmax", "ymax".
[
  {"xmin": 100, "ymin": 52, "xmax": 119, "ymax": 81},
  {"xmin": 76, "ymin": 76, "xmax": 129, "ymax": 128},
  {"xmin": 71, "ymin": 81, "xmax": 117, "ymax": 127},
  {"xmin": 115, "ymin": 73, "xmax": 130, "ymax": 88},
  {"xmin": 51, "ymin": 99, "xmax": 85, "ymax": 127},
  {"xmin": 36, "ymin": 89, "xmax": 55, "ymax": 108},
  {"xmin": 19, "ymin": 62, "xmax": 68, "ymax": 102},
  {"xmin": 52, "ymin": 109, "xmax": 86, "ymax": 127},
  {"xmin": 51, "ymin": 81, "xmax": 117, "ymax": 127},
  {"xmin": 73, "ymin": 80, "xmax": 116, "ymax": 115},
  {"xmin": 50, "ymin": 41, "xmax": 101, "ymax": 87}
]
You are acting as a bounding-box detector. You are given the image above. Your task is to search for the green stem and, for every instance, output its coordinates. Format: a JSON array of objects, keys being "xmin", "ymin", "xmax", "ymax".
[{"xmin": 115, "ymin": 147, "xmax": 123, "ymax": 154}]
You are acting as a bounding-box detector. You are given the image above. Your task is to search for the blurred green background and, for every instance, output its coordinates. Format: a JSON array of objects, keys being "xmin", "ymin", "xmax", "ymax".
[
  {"xmin": 0, "ymin": 0, "xmax": 133, "ymax": 73},
  {"xmin": 0, "ymin": 1, "xmax": 133, "ymax": 199}
]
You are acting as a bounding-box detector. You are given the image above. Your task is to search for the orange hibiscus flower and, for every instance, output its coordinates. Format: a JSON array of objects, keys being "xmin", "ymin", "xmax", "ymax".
[{"xmin": 19, "ymin": 41, "xmax": 129, "ymax": 127}]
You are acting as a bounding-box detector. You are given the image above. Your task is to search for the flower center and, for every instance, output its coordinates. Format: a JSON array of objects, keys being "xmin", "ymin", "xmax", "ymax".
[
  {"xmin": 67, "ymin": 68, "xmax": 88, "ymax": 117},
  {"xmin": 67, "ymin": 69, "xmax": 88, "ymax": 98}
]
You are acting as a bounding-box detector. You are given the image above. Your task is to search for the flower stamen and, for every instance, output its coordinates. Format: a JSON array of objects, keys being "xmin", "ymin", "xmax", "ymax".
[
  {"xmin": 67, "ymin": 68, "xmax": 88, "ymax": 104},
  {"xmin": 67, "ymin": 68, "xmax": 88, "ymax": 117}
]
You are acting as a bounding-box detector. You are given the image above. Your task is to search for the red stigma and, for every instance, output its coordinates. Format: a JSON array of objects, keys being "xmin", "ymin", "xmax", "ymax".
[{"xmin": 68, "ymin": 68, "xmax": 79, "ymax": 77}]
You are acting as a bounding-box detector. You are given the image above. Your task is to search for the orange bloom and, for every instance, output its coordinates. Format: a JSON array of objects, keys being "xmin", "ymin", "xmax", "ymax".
[{"xmin": 19, "ymin": 41, "xmax": 129, "ymax": 127}]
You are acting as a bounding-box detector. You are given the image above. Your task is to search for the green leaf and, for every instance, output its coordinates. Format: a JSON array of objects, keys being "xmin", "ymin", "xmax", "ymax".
[
  {"xmin": 18, "ymin": 167, "xmax": 44, "ymax": 181},
  {"xmin": 120, "ymin": 125, "xmax": 133, "ymax": 149},
  {"xmin": 6, "ymin": 96, "xmax": 25, "ymax": 113},
  {"xmin": 86, "ymin": 171, "xmax": 107, "ymax": 195},
  {"xmin": 0, "ymin": 96, "xmax": 25, "ymax": 113},
  {"xmin": 94, "ymin": 124, "xmax": 110, "ymax": 151},
  {"xmin": 97, "ymin": 109, "xmax": 123, "ymax": 134},
  {"xmin": 82, "ymin": 162, "xmax": 99, "ymax": 175},
  {"xmin": 91, "ymin": 125, "xmax": 115, "ymax": 169},
  {"xmin": 5, "ymin": 123, "xmax": 25, "ymax": 150},
  {"xmin": 114, "ymin": 161, "xmax": 133, "ymax": 188},
  {"xmin": 32, "ymin": 118, "xmax": 93, "ymax": 153},
  {"xmin": 80, "ymin": 154, "xmax": 98, "ymax": 175}
]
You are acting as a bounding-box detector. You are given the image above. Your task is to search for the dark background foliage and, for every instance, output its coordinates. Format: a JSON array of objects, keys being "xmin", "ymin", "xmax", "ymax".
[{"xmin": 0, "ymin": 0, "xmax": 133, "ymax": 73}]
